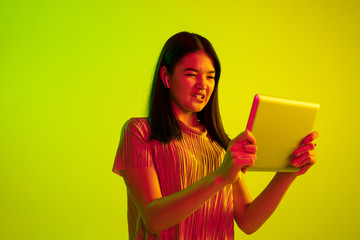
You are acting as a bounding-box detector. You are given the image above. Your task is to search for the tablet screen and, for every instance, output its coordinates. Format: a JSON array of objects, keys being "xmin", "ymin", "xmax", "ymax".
[{"xmin": 246, "ymin": 94, "xmax": 320, "ymax": 172}]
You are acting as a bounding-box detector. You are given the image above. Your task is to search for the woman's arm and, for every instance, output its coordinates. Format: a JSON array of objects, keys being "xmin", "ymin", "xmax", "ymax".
[
  {"xmin": 233, "ymin": 131, "xmax": 318, "ymax": 235},
  {"xmin": 121, "ymin": 166, "xmax": 226, "ymax": 234},
  {"xmin": 233, "ymin": 172, "xmax": 296, "ymax": 235},
  {"xmin": 121, "ymin": 130, "xmax": 257, "ymax": 234}
]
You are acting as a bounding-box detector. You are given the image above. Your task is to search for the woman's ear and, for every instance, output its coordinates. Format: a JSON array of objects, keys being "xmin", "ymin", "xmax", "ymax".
[{"xmin": 160, "ymin": 66, "xmax": 170, "ymax": 88}]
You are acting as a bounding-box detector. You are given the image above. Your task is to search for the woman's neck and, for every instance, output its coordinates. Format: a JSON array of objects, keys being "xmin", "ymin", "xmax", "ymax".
[
  {"xmin": 170, "ymin": 102, "xmax": 204, "ymax": 131},
  {"xmin": 179, "ymin": 113, "xmax": 198, "ymax": 127},
  {"xmin": 175, "ymin": 112, "xmax": 205, "ymax": 132}
]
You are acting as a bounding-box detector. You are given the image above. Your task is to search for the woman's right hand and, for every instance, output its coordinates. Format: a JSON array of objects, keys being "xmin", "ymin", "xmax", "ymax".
[{"xmin": 218, "ymin": 130, "xmax": 258, "ymax": 184}]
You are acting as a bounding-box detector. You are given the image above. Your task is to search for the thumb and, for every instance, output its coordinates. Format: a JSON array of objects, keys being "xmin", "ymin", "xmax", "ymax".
[{"xmin": 244, "ymin": 130, "xmax": 256, "ymax": 145}]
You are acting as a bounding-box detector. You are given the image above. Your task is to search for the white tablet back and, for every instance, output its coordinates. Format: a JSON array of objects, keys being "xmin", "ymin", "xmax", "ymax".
[{"xmin": 246, "ymin": 94, "xmax": 320, "ymax": 172}]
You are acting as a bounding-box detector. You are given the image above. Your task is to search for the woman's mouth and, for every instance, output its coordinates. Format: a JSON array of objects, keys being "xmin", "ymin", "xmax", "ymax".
[{"xmin": 193, "ymin": 93, "xmax": 205, "ymax": 102}]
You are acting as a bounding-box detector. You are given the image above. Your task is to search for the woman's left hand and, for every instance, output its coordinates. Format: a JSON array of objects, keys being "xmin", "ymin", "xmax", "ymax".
[{"xmin": 291, "ymin": 131, "xmax": 319, "ymax": 176}]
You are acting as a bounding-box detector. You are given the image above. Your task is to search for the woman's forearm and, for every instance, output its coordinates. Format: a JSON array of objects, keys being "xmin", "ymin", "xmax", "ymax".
[
  {"xmin": 144, "ymin": 169, "xmax": 228, "ymax": 233},
  {"xmin": 236, "ymin": 172, "xmax": 297, "ymax": 234}
]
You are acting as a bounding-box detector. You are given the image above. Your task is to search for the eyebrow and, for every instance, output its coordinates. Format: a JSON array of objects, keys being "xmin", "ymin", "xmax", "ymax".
[{"xmin": 183, "ymin": 68, "xmax": 215, "ymax": 74}]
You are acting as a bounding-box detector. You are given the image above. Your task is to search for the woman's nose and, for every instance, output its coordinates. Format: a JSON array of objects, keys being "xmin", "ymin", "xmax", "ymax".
[{"xmin": 196, "ymin": 75, "xmax": 206, "ymax": 90}]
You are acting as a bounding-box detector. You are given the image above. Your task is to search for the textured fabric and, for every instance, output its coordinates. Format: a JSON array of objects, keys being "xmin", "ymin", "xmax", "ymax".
[{"xmin": 113, "ymin": 118, "xmax": 234, "ymax": 239}]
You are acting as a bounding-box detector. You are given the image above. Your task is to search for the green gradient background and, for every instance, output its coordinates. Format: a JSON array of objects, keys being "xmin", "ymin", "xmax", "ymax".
[{"xmin": 1, "ymin": 0, "xmax": 359, "ymax": 239}]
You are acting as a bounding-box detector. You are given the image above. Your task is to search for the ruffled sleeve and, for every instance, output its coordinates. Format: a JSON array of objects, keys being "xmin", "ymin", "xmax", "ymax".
[{"xmin": 112, "ymin": 118, "xmax": 154, "ymax": 176}]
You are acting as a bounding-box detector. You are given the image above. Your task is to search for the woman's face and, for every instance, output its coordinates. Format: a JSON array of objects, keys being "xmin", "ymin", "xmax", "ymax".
[{"xmin": 166, "ymin": 51, "xmax": 216, "ymax": 117}]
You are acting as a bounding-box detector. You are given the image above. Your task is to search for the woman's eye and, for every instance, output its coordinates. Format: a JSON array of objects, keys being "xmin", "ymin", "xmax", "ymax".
[
  {"xmin": 207, "ymin": 76, "xmax": 215, "ymax": 80},
  {"xmin": 186, "ymin": 74, "xmax": 196, "ymax": 77}
]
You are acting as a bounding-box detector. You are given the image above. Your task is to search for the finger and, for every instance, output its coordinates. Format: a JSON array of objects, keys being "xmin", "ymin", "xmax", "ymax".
[
  {"xmin": 232, "ymin": 151, "xmax": 257, "ymax": 161},
  {"xmin": 292, "ymin": 152, "xmax": 316, "ymax": 168},
  {"xmin": 301, "ymin": 152, "xmax": 316, "ymax": 166},
  {"xmin": 232, "ymin": 130, "xmax": 256, "ymax": 145},
  {"xmin": 234, "ymin": 157, "xmax": 255, "ymax": 167},
  {"xmin": 301, "ymin": 131, "xmax": 319, "ymax": 146},
  {"xmin": 243, "ymin": 144, "xmax": 258, "ymax": 154},
  {"xmin": 294, "ymin": 163, "xmax": 312, "ymax": 176},
  {"xmin": 245, "ymin": 130, "xmax": 257, "ymax": 145},
  {"xmin": 241, "ymin": 156, "xmax": 256, "ymax": 174},
  {"xmin": 231, "ymin": 139, "xmax": 257, "ymax": 153},
  {"xmin": 294, "ymin": 143, "xmax": 316, "ymax": 157},
  {"xmin": 291, "ymin": 152, "xmax": 310, "ymax": 167},
  {"xmin": 240, "ymin": 165, "xmax": 252, "ymax": 174},
  {"xmin": 298, "ymin": 156, "xmax": 312, "ymax": 168},
  {"xmin": 241, "ymin": 165, "xmax": 254, "ymax": 174},
  {"xmin": 230, "ymin": 141, "xmax": 249, "ymax": 152},
  {"xmin": 232, "ymin": 132, "xmax": 246, "ymax": 144}
]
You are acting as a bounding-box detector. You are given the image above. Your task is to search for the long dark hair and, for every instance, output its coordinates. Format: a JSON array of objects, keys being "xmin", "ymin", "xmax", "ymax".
[{"xmin": 148, "ymin": 31, "xmax": 230, "ymax": 149}]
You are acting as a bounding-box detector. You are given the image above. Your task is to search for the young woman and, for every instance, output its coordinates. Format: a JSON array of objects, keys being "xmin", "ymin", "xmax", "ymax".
[{"xmin": 113, "ymin": 31, "xmax": 318, "ymax": 239}]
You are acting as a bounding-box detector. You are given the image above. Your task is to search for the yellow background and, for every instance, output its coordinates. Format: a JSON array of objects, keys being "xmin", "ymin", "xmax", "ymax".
[{"xmin": 1, "ymin": 0, "xmax": 359, "ymax": 239}]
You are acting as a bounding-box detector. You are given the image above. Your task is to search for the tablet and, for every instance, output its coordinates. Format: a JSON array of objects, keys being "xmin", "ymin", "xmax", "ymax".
[{"xmin": 246, "ymin": 94, "xmax": 320, "ymax": 172}]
